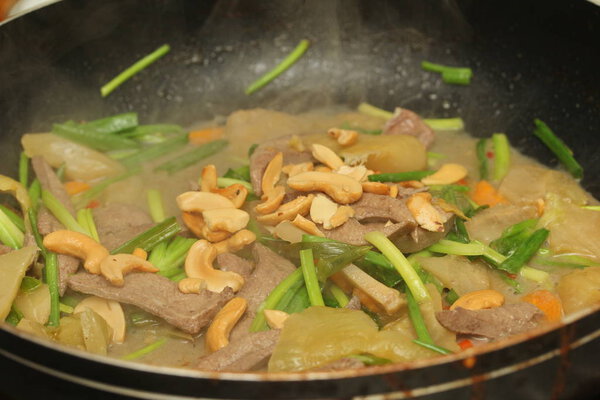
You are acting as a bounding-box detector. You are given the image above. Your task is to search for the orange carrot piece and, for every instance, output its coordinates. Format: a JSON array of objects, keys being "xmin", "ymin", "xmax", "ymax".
[
  {"xmin": 64, "ymin": 181, "xmax": 91, "ymax": 196},
  {"xmin": 522, "ymin": 290, "xmax": 563, "ymax": 322},
  {"xmin": 188, "ymin": 127, "xmax": 224, "ymax": 145},
  {"xmin": 470, "ymin": 180, "xmax": 508, "ymax": 207}
]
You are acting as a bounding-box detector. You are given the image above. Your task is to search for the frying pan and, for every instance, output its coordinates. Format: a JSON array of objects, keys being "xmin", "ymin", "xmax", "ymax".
[{"xmin": 1, "ymin": 0, "xmax": 599, "ymax": 399}]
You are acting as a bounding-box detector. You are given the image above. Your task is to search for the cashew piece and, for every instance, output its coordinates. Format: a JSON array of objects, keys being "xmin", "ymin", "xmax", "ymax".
[
  {"xmin": 256, "ymin": 194, "xmax": 314, "ymax": 226},
  {"xmin": 182, "ymin": 211, "xmax": 232, "ymax": 242},
  {"xmin": 287, "ymin": 171, "xmax": 362, "ymax": 205},
  {"xmin": 336, "ymin": 165, "xmax": 369, "ymax": 182},
  {"xmin": 176, "ymin": 191, "xmax": 235, "ymax": 213},
  {"xmin": 282, "ymin": 162, "xmax": 314, "ymax": 177},
  {"xmin": 421, "ymin": 163, "xmax": 468, "ymax": 186},
  {"xmin": 389, "ymin": 184, "xmax": 399, "ymax": 198},
  {"xmin": 212, "ymin": 184, "xmax": 248, "ymax": 209},
  {"xmin": 214, "ymin": 229, "xmax": 256, "ymax": 255},
  {"xmin": 255, "ymin": 185, "xmax": 285, "ymax": 215},
  {"xmin": 178, "ymin": 278, "xmax": 206, "ymax": 294},
  {"xmin": 273, "ymin": 220, "xmax": 307, "ymax": 243},
  {"xmin": 205, "ymin": 297, "xmax": 248, "ymax": 352},
  {"xmin": 99, "ymin": 254, "xmax": 158, "ymax": 286},
  {"xmin": 310, "ymin": 194, "xmax": 338, "ymax": 230},
  {"xmin": 362, "ymin": 181, "xmax": 390, "ymax": 195},
  {"xmin": 406, "ymin": 192, "xmax": 447, "ymax": 232},
  {"xmin": 43, "ymin": 230, "xmax": 109, "ymax": 274},
  {"xmin": 311, "ymin": 144, "xmax": 345, "ymax": 170},
  {"xmin": 261, "ymin": 152, "xmax": 283, "ymax": 195},
  {"xmin": 292, "ymin": 214, "xmax": 325, "ymax": 237},
  {"xmin": 202, "ymin": 208, "xmax": 249, "ymax": 233},
  {"xmin": 314, "ymin": 165, "xmax": 332, "ymax": 173},
  {"xmin": 328, "ymin": 128, "xmax": 358, "ymax": 147},
  {"xmin": 288, "ymin": 135, "xmax": 305, "ymax": 152},
  {"xmin": 200, "ymin": 164, "xmax": 218, "ymax": 192},
  {"xmin": 132, "ymin": 248, "xmax": 147, "ymax": 260},
  {"xmin": 263, "ymin": 309, "xmax": 290, "ymax": 330},
  {"xmin": 74, "ymin": 296, "xmax": 126, "ymax": 343},
  {"xmin": 450, "ymin": 289, "xmax": 505, "ymax": 311},
  {"xmin": 183, "ymin": 240, "xmax": 244, "ymax": 293},
  {"xmin": 329, "ymin": 205, "xmax": 355, "ymax": 229}
]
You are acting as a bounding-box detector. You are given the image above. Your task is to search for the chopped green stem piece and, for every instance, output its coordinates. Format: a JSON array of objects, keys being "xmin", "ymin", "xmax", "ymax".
[
  {"xmin": 146, "ymin": 189, "xmax": 165, "ymax": 223},
  {"xmin": 20, "ymin": 276, "xmax": 42, "ymax": 292},
  {"xmin": 170, "ymin": 272, "xmax": 187, "ymax": 282},
  {"xmin": 498, "ymin": 229, "xmax": 550, "ymax": 274},
  {"xmin": 328, "ymin": 283, "xmax": 349, "ymax": 307},
  {"xmin": 107, "ymin": 149, "xmax": 140, "ymax": 160},
  {"xmin": 427, "ymin": 152, "xmax": 445, "ymax": 160},
  {"xmin": 0, "ymin": 205, "xmax": 25, "ymax": 232},
  {"xmin": 248, "ymin": 144, "xmax": 259, "ymax": 157},
  {"xmin": 59, "ymin": 303, "xmax": 74, "ymax": 314},
  {"xmin": 223, "ymin": 165, "xmax": 251, "ymax": 182},
  {"xmin": 55, "ymin": 164, "xmax": 66, "ymax": 182},
  {"xmin": 28, "ymin": 208, "xmax": 46, "ymax": 257},
  {"xmin": 300, "ymin": 249, "xmax": 324, "ymax": 307},
  {"xmin": 245, "ymin": 39, "xmax": 310, "ymax": 95},
  {"xmin": 445, "ymin": 289, "xmax": 459, "ymax": 305},
  {"xmin": 365, "ymin": 231, "xmax": 430, "ymax": 303},
  {"xmin": 154, "ymin": 139, "xmax": 228, "ymax": 174},
  {"xmin": 251, "ymin": 269, "xmax": 303, "ymax": 332},
  {"xmin": 476, "ymin": 138, "xmax": 489, "ymax": 180},
  {"xmin": 481, "ymin": 245, "xmax": 506, "ymax": 267},
  {"xmin": 53, "ymin": 123, "xmax": 139, "ymax": 152},
  {"xmin": 217, "ymin": 177, "xmax": 253, "ymax": 192},
  {"xmin": 28, "ymin": 179, "xmax": 41, "ymax": 210},
  {"xmin": 45, "ymin": 252, "xmax": 61, "ymax": 327},
  {"xmin": 582, "ymin": 206, "xmax": 600, "ymax": 211},
  {"xmin": 520, "ymin": 266, "xmax": 549, "ymax": 284},
  {"xmin": 412, "ymin": 339, "xmax": 454, "ymax": 355},
  {"xmin": 19, "ymin": 152, "xmax": 29, "ymax": 187},
  {"xmin": 121, "ymin": 337, "xmax": 168, "ymax": 360},
  {"xmin": 423, "ymin": 118, "xmax": 465, "ymax": 131},
  {"xmin": 5, "ymin": 306, "xmax": 23, "ymax": 326},
  {"xmin": 368, "ymin": 170, "xmax": 434, "ymax": 183},
  {"xmin": 428, "ymin": 239, "xmax": 485, "ymax": 256},
  {"xmin": 121, "ymin": 124, "xmax": 183, "ymax": 138},
  {"xmin": 349, "ymin": 353, "xmax": 392, "ymax": 365},
  {"xmin": 121, "ymin": 134, "xmax": 188, "ymax": 168},
  {"xmin": 101, "ymin": 44, "xmax": 171, "ymax": 97},
  {"xmin": 357, "ymin": 103, "xmax": 394, "ymax": 119},
  {"xmin": 72, "ymin": 169, "xmax": 139, "ymax": 209},
  {"xmin": 421, "ymin": 61, "xmax": 472, "ymax": 85},
  {"xmin": 85, "ymin": 209, "xmax": 100, "ymax": 242},
  {"xmin": 148, "ymin": 241, "xmax": 168, "ymax": 267},
  {"xmin": 492, "ymin": 133, "xmax": 510, "ymax": 181},
  {"xmin": 490, "ymin": 218, "xmax": 538, "ymax": 256},
  {"xmin": 452, "ymin": 218, "xmax": 470, "ymax": 244},
  {"xmin": 41, "ymin": 189, "xmax": 87, "ymax": 235},
  {"xmin": 85, "ymin": 113, "xmax": 138, "ymax": 134},
  {"xmin": 274, "ymin": 277, "xmax": 306, "ymax": 312},
  {"xmin": 406, "ymin": 290, "xmax": 433, "ymax": 344},
  {"xmin": 340, "ymin": 122, "xmax": 383, "ymax": 135},
  {"xmin": 0, "ymin": 208, "xmax": 25, "ymax": 248},
  {"xmin": 533, "ymin": 119, "xmax": 583, "ymax": 179},
  {"xmin": 111, "ymin": 217, "xmax": 181, "ymax": 254}
]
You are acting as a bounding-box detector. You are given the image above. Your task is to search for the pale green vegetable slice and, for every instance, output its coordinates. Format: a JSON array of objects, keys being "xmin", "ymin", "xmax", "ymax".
[
  {"xmin": 0, "ymin": 246, "xmax": 38, "ymax": 321},
  {"xmin": 13, "ymin": 283, "xmax": 51, "ymax": 325},
  {"xmin": 55, "ymin": 315, "xmax": 85, "ymax": 350},
  {"xmin": 21, "ymin": 133, "xmax": 124, "ymax": 182},
  {"xmin": 79, "ymin": 308, "xmax": 112, "ymax": 355}
]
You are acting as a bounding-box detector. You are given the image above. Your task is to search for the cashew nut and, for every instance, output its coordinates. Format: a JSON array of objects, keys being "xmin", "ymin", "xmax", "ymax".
[
  {"xmin": 132, "ymin": 248, "xmax": 147, "ymax": 260},
  {"xmin": 183, "ymin": 240, "xmax": 244, "ymax": 293},
  {"xmin": 43, "ymin": 230, "xmax": 109, "ymax": 274},
  {"xmin": 421, "ymin": 163, "xmax": 468, "ymax": 186},
  {"xmin": 310, "ymin": 194, "xmax": 339, "ymax": 229},
  {"xmin": 261, "ymin": 152, "xmax": 283, "ymax": 195},
  {"xmin": 182, "ymin": 212, "xmax": 205, "ymax": 238},
  {"xmin": 263, "ymin": 309, "xmax": 290, "ymax": 330},
  {"xmin": 99, "ymin": 254, "xmax": 158, "ymax": 286},
  {"xmin": 329, "ymin": 205, "xmax": 355, "ymax": 229},
  {"xmin": 336, "ymin": 165, "xmax": 369, "ymax": 182},
  {"xmin": 450, "ymin": 289, "xmax": 505, "ymax": 311},
  {"xmin": 256, "ymin": 194, "xmax": 315, "ymax": 226},
  {"xmin": 205, "ymin": 297, "xmax": 248, "ymax": 352},
  {"xmin": 389, "ymin": 184, "xmax": 399, "ymax": 198},
  {"xmin": 273, "ymin": 220, "xmax": 307, "ymax": 243},
  {"xmin": 282, "ymin": 162, "xmax": 314, "ymax": 177},
  {"xmin": 292, "ymin": 214, "xmax": 325, "ymax": 237},
  {"xmin": 328, "ymin": 128, "xmax": 358, "ymax": 147},
  {"xmin": 74, "ymin": 296, "xmax": 126, "ymax": 343},
  {"xmin": 214, "ymin": 229, "xmax": 256, "ymax": 255},
  {"xmin": 178, "ymin": 278, "xmax": 206, "ymax": 294},
  {"xmin": 200, "ymin": 164, "xmax": 218, "ymax": 192},
  {"xmin": 399, "ymin": 180, "xmax": 425, "ymax": 189},
  {"xmin": 406, "ymin": 192, "xmax": 447, "ymax": 232},
  {"xmin": 176, "ymin": 191, "xmax": 235, "ymax": 213},
  {"xmin": 311, "ymin": 144, "xmax": 345, "ymax": 170},
  {"xmin": 202, "ymin": 208, "xmax": 249, "ymax": 233},
  {"xmin": 362, "ymin": 181, "xmax": 390, "ymax": 195},
  {"xmin": 287, "ymin": 171, "xmax": 362, "ymax": 205},
  {"xmin": 255, "ymin": 185, "xmax": 285, "ymax": 215},
  {"xmin": 314, "ymin": 165, "xmax": 332, "ymax": 173},
  {"xmin": 212, "ymin": 184, "xmax": 248, "ymax": 209}
]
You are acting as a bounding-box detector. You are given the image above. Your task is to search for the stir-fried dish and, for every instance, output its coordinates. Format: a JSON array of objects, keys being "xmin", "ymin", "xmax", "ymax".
[{"xmin": 1, "ymin": 106, "xmax": 599, "ymax": 372}]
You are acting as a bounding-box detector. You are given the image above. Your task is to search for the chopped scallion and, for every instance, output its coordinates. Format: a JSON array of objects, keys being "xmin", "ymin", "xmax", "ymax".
[
  {"xmin": 41, "ymin": 189, "xmax": 87, "ymax": 235},
  {"xmin": 19, "ymin": 152, "xmax": 29, "ymax": 187},
  {"xmin": 110, "ymin": 217, "xmax": 181, "ymax": 254},
  {"xmin": 368, "ymin": 170, "xmax": 434, "ymax": 183},
  {"xmin": 421, "ymin": 61, "xmax": 473, "ymax": 85},
  {"xmin": 533, "ymin": 119, "xmax": 583, "ymax": 179},
  {"xmin": 154, "ymin": 139, "xmax": 228, "ymax": 174},
  {"xmin": 492, "ymin": 133, "xmax": 510, "ymax": 181},
  {"xmin": 300, "ymin": 248, "xmax": 324, "ymax": 307},
  {"xmin": 146, "ymin": 189, "xmax": 165, "ymax": 223},
  {"xmin": 121, "ymin": 337, "xmax": 168, "ymax": 360}
]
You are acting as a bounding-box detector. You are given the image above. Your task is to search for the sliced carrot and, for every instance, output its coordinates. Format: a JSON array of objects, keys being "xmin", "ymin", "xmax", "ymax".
[
  {"xmin": 64, "ymin": 181, "xmax": 91, "ymax": 196},
  {"xmin": 470, "ymin": 180, "xmax": 508, "ymax": 207},
  {"xmin": 458, "ymin": 339, "xmax": 474, "ymax": 350},
  {"xmin": 86, "ymin": 200, "xmax": 100, "ymax": 209},
  {"xmin": 188, "ymin": 127, "xmax": 224, "ymax": 145},
  {"xmin": 521, "ymin": 290, "xmax": 563, "ymax": 322}
]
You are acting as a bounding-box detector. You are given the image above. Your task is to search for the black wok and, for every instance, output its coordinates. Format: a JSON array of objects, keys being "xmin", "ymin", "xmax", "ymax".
[{"xmin": 1, "ymin": 0, "xmax": 599, "ymax": 399}]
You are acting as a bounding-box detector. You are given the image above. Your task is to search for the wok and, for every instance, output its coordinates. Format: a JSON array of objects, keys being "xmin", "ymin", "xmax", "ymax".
[{"xmin": 0, "ymin": 0, "xmax": 599, "ymax": 399}]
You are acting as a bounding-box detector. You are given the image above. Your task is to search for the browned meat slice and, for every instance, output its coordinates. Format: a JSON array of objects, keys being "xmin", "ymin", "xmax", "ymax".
[
  {"xmin": 436, "ymin": 303, "xmax": 544, "ymax": 340},
  {"xmin": 31, "ymin": 156, "xmax": 80, "ymax": 295},
  {"xmin": 345, "ymin": 295, "xmax": 362, "ymax": 310},
  {"xmin": 352, "ymin": 193, "xmax": 416, "ymax": 224},
  {"xmin": 196, "ymin": 329, "xmax": 280, "ymax": 372},
  {"xmin": 68, "ymin": 271, "xmax": 233, "ymax": 334},
  {"xmin": 312, "ymin": 357, "xmax": 365, "ymax": 371},
  {"xmin": 216, "ymin": 252, "xmax": 254, "ymax": 278},
  {"xmin": 325, "ymin": 218, "xmax": 414, "ymax": 247},
  {"xmin": 230, "ymin": 243, "xmax": 297, "ymax": 341},
  {"xmin": 249, "ymin": 136, "xmax": 313, "ymax": 196},
  {"xmin": 382, "ymin": 108, "xmax": 435, "ymax": 148},
  {"xmin": 0, "ymin": 244, "xmax": 12, "ymax": 255},
  {"xmin": 92, "ymin": 203, "xmax": 154, "ymax": 251}
]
